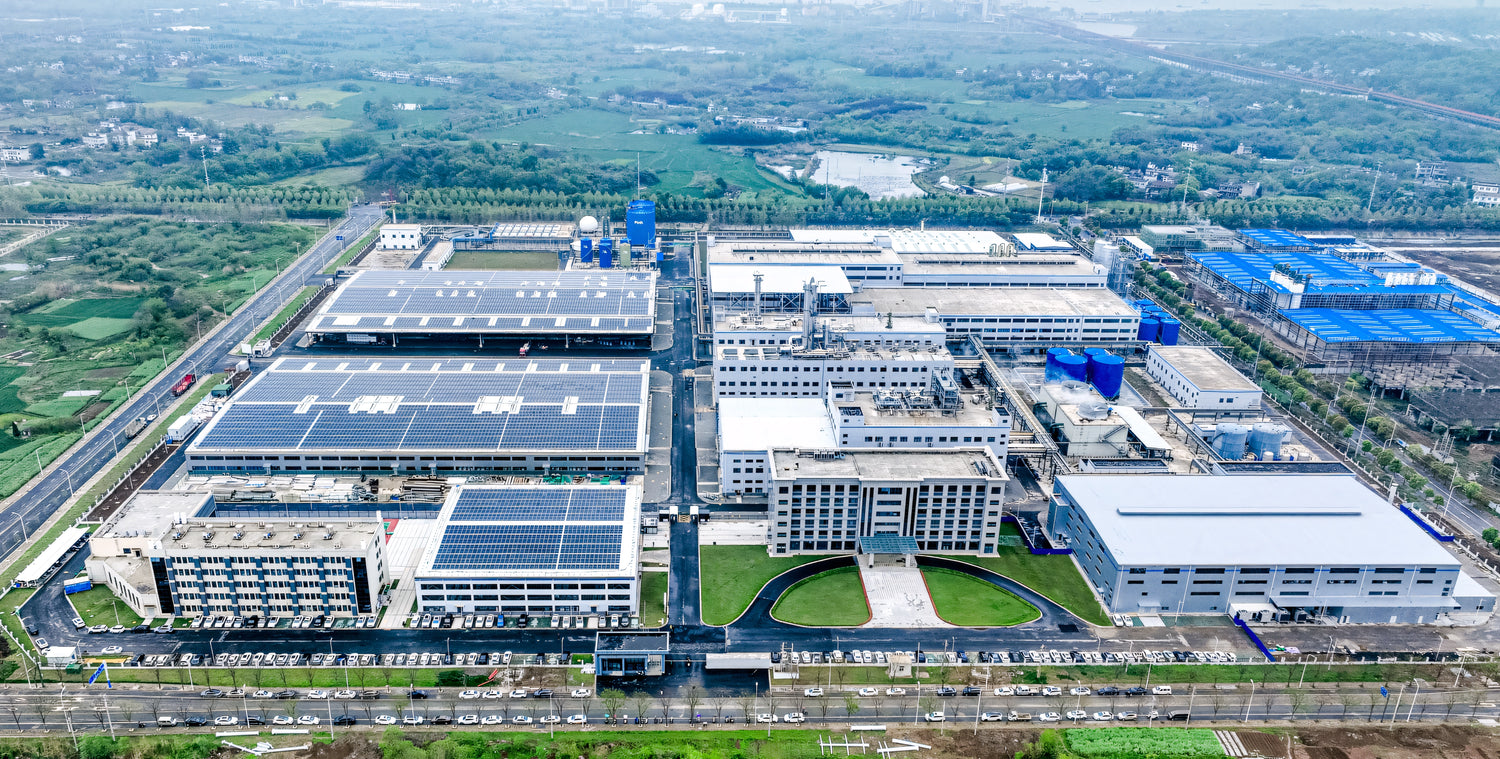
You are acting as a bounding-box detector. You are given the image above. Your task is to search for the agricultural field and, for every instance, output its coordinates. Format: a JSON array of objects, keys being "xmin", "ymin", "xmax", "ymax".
[{"xmin": 1064, "ymin": 727, "xmax": 1226, "ymax": 757}]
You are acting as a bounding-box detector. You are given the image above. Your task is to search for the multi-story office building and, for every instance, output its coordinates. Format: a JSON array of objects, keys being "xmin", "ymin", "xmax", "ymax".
[
  {"xmin": 765, "ymin": 448, "xmax": 1008, "ymax": 555},
  {"xmin": 713, "ymin": 344, "xmax": 954, "ymax": 399},
  {"xmin": 1048, "ymin": 474, "xmax": 1494, "ymax": 624}
]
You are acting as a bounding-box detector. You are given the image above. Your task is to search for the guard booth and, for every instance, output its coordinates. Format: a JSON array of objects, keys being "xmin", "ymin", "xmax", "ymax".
[
  {"xmin": 595, "ymin": 631, "xmax": 670, "ymax": 677},
  {"xmin": 857, "ymin": 535, "xmax": 919, "ymax": 568}
]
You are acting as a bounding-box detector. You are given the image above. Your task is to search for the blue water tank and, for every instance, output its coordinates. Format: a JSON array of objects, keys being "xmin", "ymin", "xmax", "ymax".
[
  {"xmin": 580, "ymin": 238, "xmax": 593, "ymax": 264},
  {"xmin": 1213, "ymin": 423, "xmax": 1250, "ymax": 460},
  {"xmin": 1045, "ymin": 348, "xmax": 1073, "ymax": 383},
  {"xmin": 1137, "ymin": 318, "xmax": 1160, "ymax": 342},
  {"xmin": 1056, "ymin": 354, "xmax": 1089, "ymax": 383},
  {"xmin": 1159, "ymin": 318, "xmax": 1181, "ymax": 345},
  {"xmin": 1083, "ymin": 347, "xmax": 1110, "ymax": 359},
  {"xmin": 599, "ymin": 238, "xmax": 614, "ymax": 268},
  {"xmin": 655, "ymin": 248, "xmax": 664, "ymax": 263},
  {"xmin": 626, "ymin": 200, "xmax": 656, "ymax": 248},
  {"xmin": 1089, "ymin": 354, "xmax": 1125, "ymax": 399}
]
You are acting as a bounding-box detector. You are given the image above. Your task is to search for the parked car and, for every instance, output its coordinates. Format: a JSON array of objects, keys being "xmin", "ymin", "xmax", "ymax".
[{"xmin": 924, "ymin": 712, "xmax": 945, "ymax": 723}]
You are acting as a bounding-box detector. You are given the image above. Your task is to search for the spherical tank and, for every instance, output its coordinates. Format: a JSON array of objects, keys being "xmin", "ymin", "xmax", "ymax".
[{"xmin": 578, "ymin": 216, "xmax": 600, "ymax": 234}]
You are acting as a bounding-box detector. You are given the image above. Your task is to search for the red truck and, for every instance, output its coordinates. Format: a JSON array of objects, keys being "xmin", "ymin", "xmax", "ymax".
[{"xmin": 170, "ymin": 373, "xmax": 196, "ymax": 397}]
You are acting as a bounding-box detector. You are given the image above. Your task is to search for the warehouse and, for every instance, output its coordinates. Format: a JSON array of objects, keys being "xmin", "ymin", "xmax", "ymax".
[
  {"xmin": 1187, "ymin": 249, "xmax": 1453, "ymax": 312},
  {"xmin": 1146, "ymin": 346, "xmax": 1262, "ymax": 410},
  {"xmin": 766, "ymin": 448, "xmax": 1008, "ymax": 555},
  {"xmin": 1048, "ymin": 474, "xmax": 1494, "ymax": 624},
  {"xmin": 305, "ymin": 270, "xmax": 658, "ymax": 346},
  {"xmin": 413, "ymin": 483, "xmax": 641, "ymax": 616},
  {"xmin": 186, "ymin": 356, "xmax": 651, "ymax": 475},
  {"xmin": 848, "ymin": 287, "xmax": 1140, "ymax": 351},
  {"xmin": 708, "ymin": 264, "xmax": 852, "ymax": 314},
  {"xmin": 708, "ymin": 243, "xmax": 905, "ymax": 288},
  {"xmin": 1270, "ymin": 308, "xmax": 1500, "ymax": 368}
]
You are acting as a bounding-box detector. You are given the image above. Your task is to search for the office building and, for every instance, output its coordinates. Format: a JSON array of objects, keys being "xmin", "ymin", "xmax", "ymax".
[
  {"xmin": 1048, "ymin": 474, "xmax": 1494, "ymax": 624},
  {"xmin": 413, "ymin": 483, "xmax": 641, "ymax": 615},
  {"xmin": 766, "ymin": 447, "xmax": 1008, "ymax": 555},
  {"xmin": 1146, "ymin": 346, "xmax": 1262, "ymax": 410}
]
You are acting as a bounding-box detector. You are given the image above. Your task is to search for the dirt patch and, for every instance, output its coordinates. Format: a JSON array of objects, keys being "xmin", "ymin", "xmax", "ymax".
[
  {"xmin": 79, "ymin": 400, "xmax": 112, "ymax": 424},
  {"xmin": 888, "ymin": 725, "xmax": 1041, "ymax": 757},
  {"xmin": 1239, "ymin": 731, "xmax": 1292, "ymax": 758},
  {"xmin": 1303, "ymin": 748, "xmax": 1349, "ymax": 759},
  {"xmin": 1389, "ymin": 246, "xmax": 1500, "ymax": 294},
  {"xmin": 305, "ymin": 735, "xmax": 382, "ymax": 759},
  {"xmin": 1297, "ymin": 725, "xmax": 1492, "ymax": 759}
]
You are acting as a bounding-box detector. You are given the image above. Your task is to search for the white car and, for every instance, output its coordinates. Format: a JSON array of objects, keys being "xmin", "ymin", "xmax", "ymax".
[
  {"xmin": 1070, "ymin": 686, "xmax": 1091, "ymax": 696},
  {"xmin": 885, "ymin": 687, "xmax": 906, "ymax": 697},
  {"xmin": 1092, "ymin": 711, "xmax": 1113, "ymax": 722},
  {"xmin": 109, "ymin": 625, "xmax": 125, "ymax": 634},
  {"xmin": 1116, "ymin": 712, "xmax": 1139, "ymax": 721},
  {"xmin": 334, "ymin": 690, "xmax": 356, "ymax": 699},
  {"xmin": 214, "ymin": 716, "xmax": 238, "ymax": 726},
  {"xmin": 297, "ymin": 716, "xmax": 320, "ymax": 725},
  {"xmin": 571, "ymin": 688, "xmax": 591, "ymax": 698},
  {"xmin": 376, "ymin": 715, "xmax": 397, "ymax": 725},
  {"xmin": 803, "ymin": 688, "xmax": 823, "ymax": 697},
  {"xmin": 1037, "ymin": 712, "xmax": 1061, "ymax": 722},
  {"xmin": 101, "ymin": 646, "xmax": 123, "ymax": 655},
  {"xmin": 481, "ymin": 715, "xmax": 503, "ymax": 725},
  {"xmin": 252, "ymin": 690, "xmax": 273, "ymax": 699},
  {"xmin": 783, "ymin": 713, "xmax": 805, "ymax": 724},
  {"xmin": 512, "ymin": 716, "xmax": 534, "ymax": 725},
  {"xmin": 980, "ymin": 712, "xmax": 1005, "ymax": 722},
  {"xmin": 308, "ymin": 690, "xmax": 329, "ymax": 699},
  {"xmin": 402, "ymin": 716, "xmax": 424, "ymax": 725},
  {"xmin": 459, "ymin": 690, "xmax": 482, "ymax": 700},
  {"xmin": 272, "ymin": 716, "xmax": 293, "ymax": 726},
  {"xmin": 457, "ymin": 715, "xmax": 479, "ymax": 725},
  {"xmin": 924, "ymin": 712, "xmax": 945, "ymax": 723},
  {"xmin": 1066, "ymin": 710, "xmax": 1087, "ymax": 721},
  {"xmin": 539, "ymin": 715, "xmax": 561, "ymax": 724},
  {"xmin": 88, "ymin": 625, "xmax": 107, "ymax": 634},
  {"xmin": 756, "ymin": 714, "xmax": 777, "ymax": 724},
  {"xmin": 509, "ymin": 689, "xmax": 528, "ymax": 699},
  {"xmin": 567, "ymin": 714, "xmax": 588, "ymax": 725},
  {"xmin": 1041, "ymin": 686, "xmax": 1063, "ymax": 697},
  {"xmin": 993, "ymin": 687, "xmax": 1013, "ymax": 696},
  {"xmin": 482, "ymin": 690, "xmax": 503, "ymax": 699},
  {"xmin": 1152, "ymin": 686, "xmax": 1173, "ymax": 696},
  {"xmin": 857, "ymin": 688, "xmax": 878, "ymax": 697}
]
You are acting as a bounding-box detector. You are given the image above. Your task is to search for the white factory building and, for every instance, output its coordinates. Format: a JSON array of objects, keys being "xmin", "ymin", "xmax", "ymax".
[
  {"xmin": 767, "ymin": 447, "xmax": 1009, "ymax": 555},
  {"xmin": 713, "ymin": 343, "xmax": 954, "ymax": 399},
  {"xmin": 849, "ymin": 287, "xmax": 1141, "ymax": 351},
  {"xmin": 413, "ymin": 483, "xmax": 642, "ymax": 616},
  {"xmin": 1146, "ymin": 346, "xmax": 1263, "ymax": 410},
  {"xmin": 718, "ymin": 378, "xmax": 1011, "ymax": 495},
  {"xmin": 714, "ymin": 312, "xmax": 946, "ymax": 350},
  {"xmin": 379, "ymin": 223, "xmax": 423, "ymax": 251},
  {"xmin": 1049, "ymin": 474, "xmax": 1494, "ymax": 624},
  {"xmin": 86, "ymin": 490, "xmax": 389, "ymax": 620},
  {"xmin": 707, "ymin": 264, "xmax": 852, "ymax": 314}
]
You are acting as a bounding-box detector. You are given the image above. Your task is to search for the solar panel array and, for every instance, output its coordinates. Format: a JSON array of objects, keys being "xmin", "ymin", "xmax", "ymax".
[
  {"xmin": 426, "ymin": 486, "xmax": 634, "ymax": 572},
  {"xmin": 1281, "ymin": 308, "xmax": 1500, "ymax": 345},
  {"xmin": 191, "ymin": 357, "xmax": 649, "ymax": 453},
  {"xmin": 309, "ymin": 270, "xmax": 657, "ymax": 335}
]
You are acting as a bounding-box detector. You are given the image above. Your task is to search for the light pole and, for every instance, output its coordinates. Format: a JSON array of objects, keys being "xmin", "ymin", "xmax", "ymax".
[{"xmin": 1242, "ymin": 680, "xmax": 1256, "ymax": 723}]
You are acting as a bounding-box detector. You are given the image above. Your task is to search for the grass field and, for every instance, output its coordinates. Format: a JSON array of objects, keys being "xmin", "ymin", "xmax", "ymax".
[
  {"xmin": 922, "ymin": 568, "xmax": 1040, "ymax": 627},
  {"xmin": 770, "ymin": 567, "xmax": 870, "ymax": 627},
  {"xmin": 444, "ymin": 251, "xmax": 561, "ymax": 271},
  {"xmin": 698, "ymin": 546, "xmax": 838, "ymax": 626},
  {"xmin": 1065, "ymin": 727, "xmax": 1225, "ymax": 757},
  {"xmin": 22, "ymin": 394, "xmax": 91, "ymax": 418},
  {"xmin": 64, "ymin": 317, "xmax": 136, "ymax": 340},
  {"xmin": 639, "ymin": 571, "xmax": 668, "ymax": 628},
  {"xmin": 938, "ymin": 524, "xmax": 1110, "ymax": 627},
  {"xmin": 67, "ymin": 584, "xmax": 144, "ymax": 628}
]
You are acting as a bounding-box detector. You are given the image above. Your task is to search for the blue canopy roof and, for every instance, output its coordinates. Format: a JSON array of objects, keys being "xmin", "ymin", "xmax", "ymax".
[{"xmin": 1279, "ymin": 308, "xmax": 1500, "ymax": 344}]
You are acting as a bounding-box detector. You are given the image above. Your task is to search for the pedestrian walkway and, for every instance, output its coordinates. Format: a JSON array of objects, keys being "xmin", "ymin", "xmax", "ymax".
[
  {"xmin": 858, "ymin": 564, "xmax": 948, "ymax": 628},
  {"xmin": 379, "ymin": 519, "xmax": 435, "ymax": 629}
]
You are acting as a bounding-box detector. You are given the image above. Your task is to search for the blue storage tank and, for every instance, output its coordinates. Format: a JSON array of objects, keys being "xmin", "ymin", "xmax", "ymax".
[
  {"xmin": 580, "ymin": 238, "xmax": 593, "ymax": 263},
  {"xmin": 1089, "ymin": 354, "xmax": 1125, "ymax": 399},
  {"xmin": 1137, "ymin": 318, "xmax": 1160, "ymax": 342},
  {"xmin": 1044, "ymin": 348, "xmax": 1073, "ymax": 383},
  {"xmin": 1083, "ymin": 347, "xmax": 1110, "ymax": 359},
  {"xmin": 1213, "ymin": 423, "xmax": 1250, "ymax": 460},
  {"xmin": 656, "ymin": 248, "xmax": 664, "ymax": 263},
  {"xmin": 1159, "ymin": 318, "xmax": 1181, "ymax": 345},
  {"xmin": 599, "ymin": 238, "xmax": 614, "ymax": 269},
  {"xmin": 626, "ymin": 200, "xmax": 656, "ymax": 248},
  {"xmin": 1056, "ymin": 354, "xmax": 1089, "ymax": 383}
]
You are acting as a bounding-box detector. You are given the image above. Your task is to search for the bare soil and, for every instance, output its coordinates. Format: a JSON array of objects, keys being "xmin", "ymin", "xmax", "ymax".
[
  {"xmin": 1297, "ymin": 725, "xmax": 1495, "ymax": 759},
  {"xmin": 1388, "ymin": 246, "xmax": 1500, "ymax": 294}
]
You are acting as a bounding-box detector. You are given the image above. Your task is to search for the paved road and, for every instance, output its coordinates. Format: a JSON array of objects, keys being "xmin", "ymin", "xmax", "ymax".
[{"xmin": 0, "ymin": 206, "xmax": 382, "ymax": 562}]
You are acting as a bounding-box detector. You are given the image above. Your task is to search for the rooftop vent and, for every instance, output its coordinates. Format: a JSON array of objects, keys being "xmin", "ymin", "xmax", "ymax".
[{"xmin": 202, "ymin": 532, "xmax": 214, "ymax": 542}]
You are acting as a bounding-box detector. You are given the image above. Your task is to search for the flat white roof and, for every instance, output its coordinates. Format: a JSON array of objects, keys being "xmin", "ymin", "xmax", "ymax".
[
  {"xmin": 708, "ymin": 264, "xmax": 853, "ymax": 295},
  {"xmin": 788, "ymin": 229, "xmax": 1009, "ymax": 254},
  {"xmin": 853, "ymin": 287, "xmax": 1136, "ymax": 318},
  {"xmin": 1150, "ymin": 346, "xmax": 1260, "ymax": 393},
  {"xmin": 718, "ymin": 398, "xmax": 837, "ymax": 452},
  {"xmin": 1012, "ymin": 233, "xmax": 1072, "ymax": 251},
  {"xmin": 1057, "ymin": 474, "xmax": 1463, "ymax": 568}
]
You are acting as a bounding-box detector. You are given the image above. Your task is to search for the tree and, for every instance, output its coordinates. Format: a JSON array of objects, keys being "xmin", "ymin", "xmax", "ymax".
[
  {"xmin": 844, "ymin": 694, "xmax": 861, "ymax": 718},
  {"xmin": 29, "ymin": 143, "xmax": 44, "ymax": 161},
  {"xmin": 1481, "ymin": 528, "xmax": 1497, "ymax": 545},
  {"xmin": 684, "ymin": 686, "xmax": 703, "ymax": 722},
  {"xmin": 599, "ymin": 688, "xmax": 626, "ymax": 721},
  {"xmin": 1015, "ymin": 730, "xmax": 1069, "ymax": 759}
]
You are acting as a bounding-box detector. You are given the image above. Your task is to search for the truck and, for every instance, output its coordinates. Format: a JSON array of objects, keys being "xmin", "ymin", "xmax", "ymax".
[
  {"xmin": 170, "ymin": 373, "xmax": 196, "ymax": 397},
  {"xmin": 166, "ymin": 415, "xmax": 200, "ymax": 444},
  {"xmin": 122, "ymin": 417, "xmax": 148, "ymax": 440},
  {"xmin": 518, "ymin": 342, "xmax": 531, "ymax": 357}
]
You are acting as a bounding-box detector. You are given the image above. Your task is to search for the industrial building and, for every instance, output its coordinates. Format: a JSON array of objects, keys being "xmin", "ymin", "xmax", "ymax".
[
  {"xmin": 847, "ymin": 287, "xmax": 1141, "ymax": 351},
  {"xmin": 379, "ymin": 224, "xmax": 424, "ymax": 251},
  {"xmin": 449, "ymin": 222, "xmax": 576, "ymax": 253},
  {"xmin": 712, "ymin": 343, "xmax": 954, "ymax": 399},
  {"xmin": 304, "ymin": 270, "xmax": 658, "ymax": 346},
  {"xmin": 1270, "ymin": 308, "xmax": 1500, "ymax": 367},
  {"xmin": 1137, "ymin": 224, "xmax": 1240, "ymax": 256},
  {"xmin": 1048, "ymin": 474, "xmax": 1494, "ymax": 624},
  {"xmin": 1146, "ymin": 346, "xmax": 1262, "ymax": 410},
  {"xmin": 1036, "ymin": 383, "xmax": 1173, "ymax": 461},
  {"xmin": 87, "ymin": 490, "xmax": 388, "ymax": 620},
  {"xmin": 766, "ymin": 447, "xmax": 1008, "ymax": 555},
  {"xmin": 413, "ymin": 483, "xmax": 641, "ymax": 616},
  {"xmin": 186, "ymin": 356, "xmax": 651, "ymax": 475},
  {"xmin": 707, "ymin": 264, "xmax": 851, "ymax": 314},
  {"xmin": 713, "ymin": 312, "xmax": 946, "ymax": 350},
  {"xmin": 718, "ymin": 379, "xmax": 1012, "ymax": 495}
]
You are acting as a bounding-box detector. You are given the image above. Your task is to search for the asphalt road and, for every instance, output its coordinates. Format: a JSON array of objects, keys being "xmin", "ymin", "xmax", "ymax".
[{"xmin": 0, "ymin": 206, "xmax": 383, "ymax": 564}]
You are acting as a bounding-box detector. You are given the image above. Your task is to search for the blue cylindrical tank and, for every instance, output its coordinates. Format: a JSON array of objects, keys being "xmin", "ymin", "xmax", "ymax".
[
  {"xmin": 580, "ymin": 238, "xmax": 593, "ymax": 264},
  {"xmin": 1045, "ymin": 348, "xmax": 1072, "ymax": 383},
  {"xmin": 1089, "ymin": 354, "xmax": 1125, "ymax": 399},
  {"xmin": 1213, "ymin": 423, "xmax": 1250, "ymax": 460},
  {"xmin": 1247, "ymin": 423, "xmax": 1288, "ymax": 460},
  {"xmin": 599, "ymin": 238, "xmax": 614, "ymax": 269},
  {"xmin": 1083, "ymin": 347, "xmax": 1110, "ymax": 359},
  {"xmin": 1137, "ymin": 318, "xmax": 1160, "ymax": 342},
  {"xmin": 1159, "ymin": 318, "xmax": 1181, "ymax": 345},
  {"xmin": 656, "ymin": 248, "xmax": 664, "ymax": 263},
  {"xmin": 626, "ymin": 200, "xmax": 656, "ymax": 248},
  {"xmin": 1057, "ymin": 354, "xmax": 1089, "ymax": 383}
]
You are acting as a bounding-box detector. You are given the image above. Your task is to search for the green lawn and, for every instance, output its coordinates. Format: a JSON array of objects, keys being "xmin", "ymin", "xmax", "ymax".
[
  {"xmin": 639, "ymin": 571, "xmax": 668, "ymax": 628},
  {"xmin": 445, "ymin": 251, "xmax": 562, "ymax": 270},
  {"xmin": 67, "ymin": 584, "xmax": 145, "ymax": 628},
  {"xmin": 770, "ymin": 567, "xmax": 870, "ymax": 627},
  {"xmin": 921, "ymin": 568, "xmax": 1040, "ymax": 627},
  {"xmin": 698, "ymin": 546, "xmax": 838, "ymax": 626},
  {"xmin": 251, "ymin": 286, "xmax": 319, "ymax": 343},
  {"xmin": 1066, "ymin": 727, "xmax": 1225, "ymax": 758},
  {"xmin": 937, "ymin": 524, "xmax": 1110, "ymax": 626}
]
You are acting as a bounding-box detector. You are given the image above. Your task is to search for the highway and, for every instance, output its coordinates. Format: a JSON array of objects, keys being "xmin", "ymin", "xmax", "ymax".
[{"xmin": 0, "ymin": 206, "xmax": 383, "ymax": 566}]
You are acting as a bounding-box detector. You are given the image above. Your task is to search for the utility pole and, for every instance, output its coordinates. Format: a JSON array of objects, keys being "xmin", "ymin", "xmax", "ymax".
[
  {"xmin": 1036, "ymin": 168, "xmax": 1047, "ymax": 222},
  {"xmin": 1366, "ymin": 161, "xmax": 1382, "ymax": 214},
  {"xmin": 201, "ymin": 146, "xmax": 210, "ymax": 188}
]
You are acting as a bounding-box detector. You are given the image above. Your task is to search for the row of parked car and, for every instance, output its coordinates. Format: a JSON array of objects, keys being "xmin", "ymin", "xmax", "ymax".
[
  {"xmin": 188, "ymin": 615, "xmax": 379, "ymax": 630},
  {"xmin": 802, "ymin": 684, "xmax": 1176, "ymax": 698},
  {"xmin": 408, "ymin": 612, "xmax": 637, "ymax": 630},
  {"xmin": 773, "ymin": 648, "xmax": 1240, "ymax": 666}
]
